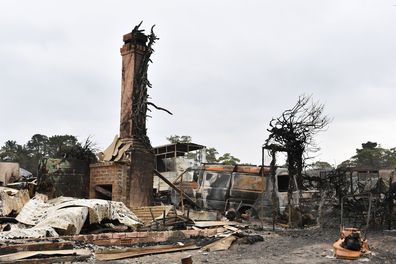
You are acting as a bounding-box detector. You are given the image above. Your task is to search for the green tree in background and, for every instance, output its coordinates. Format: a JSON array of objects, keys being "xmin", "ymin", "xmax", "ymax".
[
  {"xmin": 310, "ymin": 161, "xmax": 334, "ymax": 169},
  {"xmin": 0, "ymin": 140, "xmax": 29, "ymax": 163},
  {"xmin": 166, "ymin": 135, "xmax": 192, "ymax": 144},
  {"xmin": 338, "ymin": 141, "xmax": 396, "ymax": 168},
  {"xmin": 0, "ymin": 134, "xmax": 97, "ymax": 174},
  {"xmin": 26, "ymin": 134, "xmax": 49, "ymax": 157},
  {"xmin": 217, "ymin": 153, "xmax": 241, "ymax": 165},
  {"xmin": 205, "ymin": 147, "xmax": 219, "ymax": 163},
  {"xmin": 166, "ymin": 135, "xmax": 240, "ymax": 164},
  {"xmin": 46, "ymin": 135, "xmax": 79, "ymax": 158}
]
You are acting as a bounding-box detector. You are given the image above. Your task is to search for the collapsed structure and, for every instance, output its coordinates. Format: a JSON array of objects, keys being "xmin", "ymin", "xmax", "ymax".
[{"xmin": 0, "ymin": 24, "xmax": 395, "ymax": 263}]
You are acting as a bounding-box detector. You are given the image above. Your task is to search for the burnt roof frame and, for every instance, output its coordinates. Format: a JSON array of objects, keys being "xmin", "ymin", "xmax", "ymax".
[{"xmin": 153, "ymin": 142, "xmax": 205, "ymax": 159}]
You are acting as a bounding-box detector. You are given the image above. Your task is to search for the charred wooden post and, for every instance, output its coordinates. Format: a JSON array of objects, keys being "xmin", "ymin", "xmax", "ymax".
[
  {"xmin": 388, "ymin": 175, "xmax": 394, "ymax": 229},
  {"xmin": 270, "ymin": 149, "xmax": 277, "ymax": 231},
  {"xmin": 119, "ymin": 24, "xmax": 158, "ymax": 207},
  {"xmin": 263, "ymin": 144, "xmax": 285, "ymax": 230}
]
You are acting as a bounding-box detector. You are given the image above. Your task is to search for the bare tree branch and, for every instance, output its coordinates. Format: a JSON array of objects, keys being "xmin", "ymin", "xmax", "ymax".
[
  {"xmin": 147, "ymin": 102, "xmax": 173, "ymax": 115},
  {"xmin": 265, "ymin": 95, "xmax": 331, "ymax": 227}
]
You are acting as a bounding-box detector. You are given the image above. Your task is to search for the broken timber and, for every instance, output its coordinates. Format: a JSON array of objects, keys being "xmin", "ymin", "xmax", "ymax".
[
  {"xmin": 202, "ymin": 235, "xmax": 237, "ymax": 252},
  {"xmin": 193, "ymin": 221, "xmax": 245, "ymax": 228},
  {"xmin": 154, "ymin": 170, "xmax": 200, "ymax": 208},
  {"xmin": 94, "ymin": 185, "xmax": 112, "ymax": 198},
  {"xmin": 0, "ymin": 241, "xmax": 74, "ymax": 255},
  {"xmin": 0, "ymin": 249, "xmax": 91, "ymax": 262},
  {"xmin": 95, "ymin": 243, "xmax": 199, "ymax": 261}
]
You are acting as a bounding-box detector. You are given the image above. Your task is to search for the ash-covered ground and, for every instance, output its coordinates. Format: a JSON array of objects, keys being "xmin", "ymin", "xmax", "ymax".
[{"xmin": 93, "ymin": 224, "xmax": 396, "ymax": 264}]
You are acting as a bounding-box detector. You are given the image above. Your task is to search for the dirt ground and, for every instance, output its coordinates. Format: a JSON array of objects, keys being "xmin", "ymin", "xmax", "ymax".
[{"xmin": 93, "ymin": 224, "xmax": 396, "ymax": 264}]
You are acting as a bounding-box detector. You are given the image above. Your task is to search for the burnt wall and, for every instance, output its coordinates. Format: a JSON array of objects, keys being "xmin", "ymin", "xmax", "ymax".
[
  {"xmin": 37, "ymin": 158, "xmax": 89, "ymax": 199},
  {"xmin": 89, "ymin": 162, "xmax": 129, "ymax": 205},
  {"xmin": 129, "ymin": 147, "xmax": 154, "ymax": 207}
]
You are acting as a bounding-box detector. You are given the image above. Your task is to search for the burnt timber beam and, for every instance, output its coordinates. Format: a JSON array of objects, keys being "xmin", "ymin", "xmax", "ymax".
[
  {"xmin": 153, "ymin": 170, "xmax": 200, "ymax": 208},
  {"xmin": 94, "ymin": 186, "xmax": 112, "ymax": 198},
  {"xmin": 0, "ymin": 241, "xmax": 74, "ymax": 255}
]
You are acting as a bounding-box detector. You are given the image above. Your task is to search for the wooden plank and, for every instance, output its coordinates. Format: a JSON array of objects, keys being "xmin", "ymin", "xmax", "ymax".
[
  {"xmin": 132, "ymin": 205, "xmax": 172, "ymax": 224},
  {"xmin": 0, "ymin": 241, "xmax": 74, "ymax": 255},
  {"xmin": 8, "ymin": 255, "xmax": 90, "ymax": 264},
  {"xmin": 94, "ymin": 185, "xmax": 112, "ymax": 198},
  {"xmin": 96, "ymin": 244, "xmax": 199, "ymax": 261},
  {"xmin": 223, "ymin": 225, "xmax": 240, "ymax": 232},
  {"xmin": 201, "ymin": 235, "xmax": 237, "ymax": 252},
  {"xmin": 172, "ymin": 169, "xmax": 190, "ymax": 184},
  {"xmin": 193, "ymin": 221, "xmax": 242, "ymax": 228},
  {"xmin": 0, "ymin": 249, "xmax": 91, "ymax": 262}
]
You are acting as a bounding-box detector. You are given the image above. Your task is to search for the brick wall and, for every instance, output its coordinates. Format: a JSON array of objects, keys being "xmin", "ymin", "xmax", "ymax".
[
  {"xmin": 65, "ymin": 229, "xmax": 221, "ymax": 246},
  {"xmin": 89, "ymin": 162, "xmax": 129, "ymax": 205},
  {"xmin": 129, "ymin": 148, "xmax": 154, "ymax": 207}
]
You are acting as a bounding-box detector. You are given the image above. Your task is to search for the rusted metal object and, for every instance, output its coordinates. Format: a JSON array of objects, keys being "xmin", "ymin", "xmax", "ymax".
[
  {"xmin": 205, "ymin": 164, "xmax": 235, "ymax": 172},
  {"xmin": 333, "ymin": 193, "xmax": 372, "ymax": 259},
  {"xmin": 333, "ymin": 228, "xmax": 370, "ymax": 260},
  {"xmin": 195, "ymin": 164, "xmax": 271, "ymax": 214}
]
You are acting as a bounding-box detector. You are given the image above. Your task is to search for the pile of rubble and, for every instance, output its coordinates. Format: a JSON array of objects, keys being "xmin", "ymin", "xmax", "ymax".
[
  {"xmin": 0, "ymin": 194, "xmax": 141, "ymax": 239},
  {"xmin": 0, "ymin": 190, "xmax": 263, "ymax": 263}
]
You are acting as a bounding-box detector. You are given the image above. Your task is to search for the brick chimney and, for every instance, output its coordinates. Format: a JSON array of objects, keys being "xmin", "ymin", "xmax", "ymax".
[
  {"xmin": 119, "ymin": 30, "xmax": 148, "ymax": 139},
  {"xmin": 119, "ymin": 27, "xmax": 155, "ymax": 207}
]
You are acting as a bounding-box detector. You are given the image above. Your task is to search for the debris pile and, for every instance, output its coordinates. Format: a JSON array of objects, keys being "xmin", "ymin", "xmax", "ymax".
[
  {"xmin": 0, "ymin": 197, "xmax": 263, "ymax": 262},
  {"xmin": 0, "ymin": 194, "xmax": 141, "ymax": 239},
  {"xmin": 0, "ymin": 240, "xmax": 92, "ymax": 263},
  {"xmin": 0, "ymin": 22, "xmax": 394, "ymax": 264},
  {"xmin": 0, "ymin": 187, "xmax": 30, "ymax": 217}
]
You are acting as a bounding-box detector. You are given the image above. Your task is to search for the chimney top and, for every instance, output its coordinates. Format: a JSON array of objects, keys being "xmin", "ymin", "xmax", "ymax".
[{"xmin": 123, "ymin": 31, "xmax": 147, "ymax": 45}]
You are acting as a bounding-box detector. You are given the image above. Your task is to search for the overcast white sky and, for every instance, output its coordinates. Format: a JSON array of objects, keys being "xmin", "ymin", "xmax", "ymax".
[{"xmin": 0, "ymin": 0, "xmax": 395, "ymax": 166}]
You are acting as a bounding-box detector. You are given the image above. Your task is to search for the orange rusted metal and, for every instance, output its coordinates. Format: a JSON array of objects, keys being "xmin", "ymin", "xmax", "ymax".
[
  {"xmin": 204, "ymin": 164, "xmax": 271, "ymax": 175},
  {"xmin": 235, "ymin": 166, "xmax": 261, "ymax": 174},
  {"xmin": 205, "ymin": 164, "xmax": 235, "ymax": 172},
  {"xmin": 231, "ymin": 173, "xmax": 265, "ymax": 193},
  {"xmin": 333, "ymin": 228, "xmax": 370, "ymax": 260}
]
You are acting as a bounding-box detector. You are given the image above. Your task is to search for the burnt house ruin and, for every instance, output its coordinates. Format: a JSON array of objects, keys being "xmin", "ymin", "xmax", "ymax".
[{"xmin": 153, "ymin": 142, "xmax": 205, "ymax": 191}]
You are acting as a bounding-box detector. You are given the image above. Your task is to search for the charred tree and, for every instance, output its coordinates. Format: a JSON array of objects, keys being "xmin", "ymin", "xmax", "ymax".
[{"xmin": 265, "ymin": 95, "xmax": 330, "ymax": 226}]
